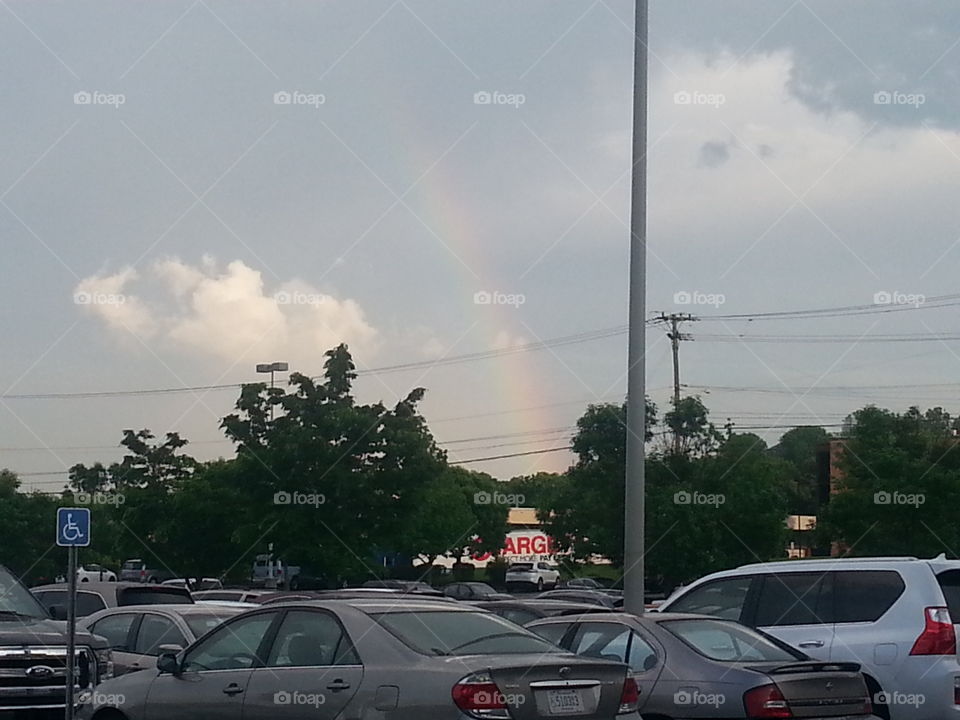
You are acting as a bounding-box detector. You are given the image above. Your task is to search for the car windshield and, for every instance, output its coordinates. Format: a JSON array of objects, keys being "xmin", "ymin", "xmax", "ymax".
[
  {"xmin": 662, "ymin": 619, "xmax": 802, "ymax": 662},
  {"xmin": 184, "ymin": 612, "xmax": 238, "ymax": 638},
  {"xmin": 371, "ymin": 610, "xmax": 563, "ymax": 656},
  {"xmin": 0, "ymin": 568, "xmax": 47, "ymax": 618}
]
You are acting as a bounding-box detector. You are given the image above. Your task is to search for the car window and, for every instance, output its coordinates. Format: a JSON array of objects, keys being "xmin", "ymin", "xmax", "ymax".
[
  {"xmin": 754, "ymin": 573, "xmax": 831, "ymax": 627},
  {"xmin": 196, "ymin": 591, "xmax": 242, "ymax": 601},
  {"xmin": 570, "ymin": 623, "xmax": 658, "ymax": 672},
  {"xmin": 135, "ymin": 614, "xmax": 187, "ymax": 655},
  {"xmin": 77, "ymin": 592, "xmax": 107, "ymax": 616},
  {"xmin": 663, "ymin": 619, "xmax": 801, "ymax": 662},
  {"xmin": 937, "ymin": 570, "xmax": 960, "ymax": 621},
  {"xmin": 528, "ymin": 622, "xmax": 572, "ymax": 645},
  {"xmin": 90, "ymin": 613, "xmax": 137, "ymax": 650},
  {"xmin": 500, "ymin": 608, "xmax": 539, "ymax": 626},
  {"xmin": 669, "ymin": 576, "xmax": 753, "ymax": 621},
  {"xmin": 835, "ymin": 570, "xmax": 905, "ymax": 623},
  {"xmin": 372, "ymin": 610, "xmax": 562, "ymax": 656},
  {"xmin": 119, "ymin": 588, "xmax": 192, "ymax": 606},
  {"xmin": 509, "ymin": 564, "xmax": 533, "ymax": 571},
  {"xmin": 183, "ymin": 612, "xmax": 276, "ymax": 672},
  {"xmin": 183, "ymin": 612, "xmax": 237, "ymax": 639},
  {"xmin": 266, "ymin": 610, "xmax": 359, "ymax": 666}
]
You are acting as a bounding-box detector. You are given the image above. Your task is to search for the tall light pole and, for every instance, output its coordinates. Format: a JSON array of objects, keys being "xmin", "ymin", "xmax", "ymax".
[
  {"xmin": 623, "ymin": 0, "xmax": 648, "ymax": 616},
  {"xmin": 256, "ymin": 361, "xmax": 288, "ymax": 421}
]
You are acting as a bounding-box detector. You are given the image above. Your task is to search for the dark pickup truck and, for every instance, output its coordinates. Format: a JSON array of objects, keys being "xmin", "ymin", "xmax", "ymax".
[{"xmin": 0, "ymin": 565, "xmax": 111, "ymax": 719}]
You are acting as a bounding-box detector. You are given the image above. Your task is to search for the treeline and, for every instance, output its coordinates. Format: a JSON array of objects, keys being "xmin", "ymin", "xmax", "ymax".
[{"xmin": 2, "ymin": 343, "xmax": 959, "ymax": 589}]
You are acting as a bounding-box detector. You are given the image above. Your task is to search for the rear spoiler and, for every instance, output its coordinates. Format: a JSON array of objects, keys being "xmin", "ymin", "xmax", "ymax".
[{"xmin": 768, "ymin": 661, "xmax": 861, "ymax": 674}]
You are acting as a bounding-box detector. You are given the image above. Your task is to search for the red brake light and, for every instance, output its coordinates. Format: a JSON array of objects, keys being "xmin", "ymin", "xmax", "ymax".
[
  {"xmin": 744, "ymin": 684, "xmax": 792, "ymax": 719},
  {"xmin": 910, "ymin": 607, "xmax": 956, "ymax": 655},
  {"xmin": 452, "ymin": 673, "xmax": 509, "ymax": 719},
  {"xmin": 618, "ymin": 676, "xmax": 640, "ymax": 714}
]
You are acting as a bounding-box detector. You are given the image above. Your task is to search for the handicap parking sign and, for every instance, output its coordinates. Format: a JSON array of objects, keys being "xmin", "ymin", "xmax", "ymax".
[{"xmin": 56, "ymin": 507, "xmax": 90, "ymax": 547}]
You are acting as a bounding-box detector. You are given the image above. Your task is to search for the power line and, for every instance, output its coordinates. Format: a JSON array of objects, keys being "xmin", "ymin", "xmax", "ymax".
[{"xmin": 450, "ymin": 446, "xmax": 574, "ymax": 465}]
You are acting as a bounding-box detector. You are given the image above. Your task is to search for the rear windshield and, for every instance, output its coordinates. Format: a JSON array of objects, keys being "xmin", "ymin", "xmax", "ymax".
[
  {"xmin": 508, "ymin": 564, "xmax": 534, "ymax": 571},
  {"xmin": 122, "ymin": 560, "xmax": 143, "ymax": 569},
  {"xmin": 937, "ymin": 570, "xmax": 960, "ymax": 620},
  {"xmin": 662, "ymin": 619, "xmax": 801, "ymax": 662},
  {"xmin": 371, "ymin": 610, "xmax": 563, "ymax": 656},
  {"xmin": 118, "ymin": 588, "xmax": 193, "ymax": 605}
]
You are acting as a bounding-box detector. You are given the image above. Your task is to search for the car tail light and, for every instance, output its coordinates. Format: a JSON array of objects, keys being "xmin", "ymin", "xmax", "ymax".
[
  {"xmin": 744, "ymin": 684, "xmax": 792, "ymax": 719},
  {"xmin": 452, "ymin": 672, "xmax": 510, "ymax": 719},
  {"xmin": 910, "ymin": 607, "xmax": 956, "ymax": 655},
  {"xmin": 139, "ymin": 568, "xmax": 145, "ymax": 581},
  {"xmin": 618, "ymin": 675, "xmax": 639, "ymax": 714}
]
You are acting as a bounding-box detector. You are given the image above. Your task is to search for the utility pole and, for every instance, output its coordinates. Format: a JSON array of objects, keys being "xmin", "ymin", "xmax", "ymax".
[
  {"xmin": 623, "ymin": 0, "xmax": 648, "ymax": 617},
  {"xmin": 657, "ymin": 313, "xmax": 697, "ymax": 453}
]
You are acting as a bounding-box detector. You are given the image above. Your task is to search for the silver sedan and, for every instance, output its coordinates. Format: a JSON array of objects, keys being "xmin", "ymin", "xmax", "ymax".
[{"xmin": 79, "ymin": 598, "xmax": 641, "ymax": 719}]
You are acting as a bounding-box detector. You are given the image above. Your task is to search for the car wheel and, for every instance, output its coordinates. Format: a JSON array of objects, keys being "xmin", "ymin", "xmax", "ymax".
[
  {"xmin": 80, "ymin": 577, "xmax": 89, "ymax": 582},
  {"xmin": 537, "ymin": 578, "xmax": 544, "ymax": 591},
  {"xmin": 289, "ymin": 577, "xmax": 300, "ymax": 590}
]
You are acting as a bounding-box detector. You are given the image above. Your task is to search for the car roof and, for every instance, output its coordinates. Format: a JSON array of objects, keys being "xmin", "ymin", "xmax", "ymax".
[
  {"xmin": 89, "ymin": 603, "xmax": 238, "ymax": 614},
  {"xmin": 33, "ymin": 582, "xmax": 179, "ymax": 591},
  {"xmin": 290, "ymin": 599, "xmax": 481, "ymax": 614},
  {"xmin": 532, "ymin": 610, "xmax": 715, "ymax": 624}
]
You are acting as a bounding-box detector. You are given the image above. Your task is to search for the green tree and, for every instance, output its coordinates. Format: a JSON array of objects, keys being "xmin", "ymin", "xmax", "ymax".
[{"xmin": 772, "ymin": 425, "xmax": 830, "ymax": 514}]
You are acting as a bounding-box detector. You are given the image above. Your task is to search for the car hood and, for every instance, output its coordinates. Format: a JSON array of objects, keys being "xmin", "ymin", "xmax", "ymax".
[{"xmin": 0, "ymin": 616, "xmax": 106, "ymax": 648}]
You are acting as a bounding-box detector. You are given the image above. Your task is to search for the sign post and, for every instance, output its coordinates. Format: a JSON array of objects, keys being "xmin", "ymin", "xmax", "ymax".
[{"xmin": 57, "ymin": 507, "xmax": 90, "ymax": 720}]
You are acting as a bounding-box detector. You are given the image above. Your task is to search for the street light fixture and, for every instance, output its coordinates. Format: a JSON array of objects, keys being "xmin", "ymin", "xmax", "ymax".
[{"xmin": 256, "ymin": 362, "xmax": 288, "ymax": 420}]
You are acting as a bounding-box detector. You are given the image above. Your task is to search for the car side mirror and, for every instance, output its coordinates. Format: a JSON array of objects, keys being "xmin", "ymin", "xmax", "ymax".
[
  {"xmin": 48, "ymin": 604, "xmax": 66, "ymax": 621},
  {"xmin": 156, "ymin": 650, "xmax": 182, "ymax": 675}
]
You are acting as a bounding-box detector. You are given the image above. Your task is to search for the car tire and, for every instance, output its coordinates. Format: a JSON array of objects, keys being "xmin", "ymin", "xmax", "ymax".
[
  {"xmin": 80, "ymin": 577, "xmax": 89, "ymax": 582},
  {"xmin": 537, "ymin": 578, "xmax": 544, "ymax": 591}
]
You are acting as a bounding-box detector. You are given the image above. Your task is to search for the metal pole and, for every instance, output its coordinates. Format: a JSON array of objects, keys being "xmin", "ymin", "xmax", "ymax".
[
  {"xmin": 269, "ymin": 369, "xmax": 275, "ymax": 423},
  {"xmin": 623, "ymin": 0, "xmax": 648, "ymax": 616},
  {"xmin": 64, "ymin": 546, "xmax": 77, "ymax": 720}
]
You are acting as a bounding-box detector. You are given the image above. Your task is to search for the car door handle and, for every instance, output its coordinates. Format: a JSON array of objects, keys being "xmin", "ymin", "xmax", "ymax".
[
  {"xmin": 798, "ymin": 640, "xmax": 825, "ymax": 648},
  {"xmin": 222, "ymin": 683, "xmax": 244, "ymax": 696},
  {"xmin": 326, "ymin": 679, "xmax": 351, "ymax": 691}
]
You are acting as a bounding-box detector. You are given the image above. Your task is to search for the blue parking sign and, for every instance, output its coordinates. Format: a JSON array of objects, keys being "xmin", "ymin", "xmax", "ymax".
[{"xmin": 56, "ymin": 507, "xmax": 90, "ymax": 547}]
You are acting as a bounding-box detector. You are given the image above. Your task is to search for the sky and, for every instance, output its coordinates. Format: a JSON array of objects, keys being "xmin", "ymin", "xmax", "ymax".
[{"xmin": 3, "ymin": 0, "xmax": 960, "ymax": 492}]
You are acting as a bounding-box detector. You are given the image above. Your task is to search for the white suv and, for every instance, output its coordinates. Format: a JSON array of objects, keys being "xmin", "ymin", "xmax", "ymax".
[
  {"xmin": 505, "ymin": 561, "xmax": 560, "ymax": 591},
  {"xmin": 659, "ymin": 555, "xmax": 960, "ymax": 720}
]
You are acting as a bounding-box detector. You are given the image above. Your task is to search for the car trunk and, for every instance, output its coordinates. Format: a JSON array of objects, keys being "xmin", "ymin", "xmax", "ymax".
[
  {"xmin": 744, "ymin": 661, "xmax": 871, "ymax": 718},
  {"xmin": 486, "ymin": 657, "xmax": 627, "ymax": 719}
]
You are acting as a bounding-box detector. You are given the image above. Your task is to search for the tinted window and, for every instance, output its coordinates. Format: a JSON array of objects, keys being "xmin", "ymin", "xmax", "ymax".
[
  {"xmin": 266, "ymin": 610, "xmax": 358, "ymax": 666},
  {"xmin": 194, "ymin": 591, "xmax": 242, "ymax": 601},
  {"xmin": 500, "ymin": 608, "xmax": 539, "ymax": 626},
  {"xmin": 570, "ymin": 623, "xmax": 658, "ymax": 673},
  {"xmin": 183, "ymin": 612, "xmax": 276, "ymax": 672},
  {"xmin": 135, "ymin": 615, "xmax": 187, "ymax": 655},
  {"xmin": 76, "ymin": 592, "xmax": 107, "ymax": 616},
  {"xmin": 938, "ymin": 570, "xmax": 960, "ymax": 621},
  {"xmin": 508, "ymin": 564, "xmax": 534, "ymax": 571},
  {"xmin": 835, "ymin": 571, "xmax": 905, "ymax": 623},
  {"xmin": 755, "ymin": 573, "xmax": 830, "ymax": 627},
  {"xmin": 669, "ymin": 577, "xmax": 752, "ymax": 621},
  {"xmin": 119, "ymin": 588, "xmax": 191, "ymax": 606},
  {"xmin": 529, "ymin": 622, "xmax": 572, "ymax": 645},
  {"xmin": 663, "ymin": 619, "xmax": 801, "ymax": 662},
  {"xmin": 372, "ymin": 610, "xmax": 562, "ymax": 656},
  {"xmin": 90, "ymin": 613, "xmax": 136, "ymax": 650}
]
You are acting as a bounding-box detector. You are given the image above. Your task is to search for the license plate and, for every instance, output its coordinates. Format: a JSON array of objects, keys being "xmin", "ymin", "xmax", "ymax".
[{"xmin": 547, "ymin": 688, "xmax": 584, "ymax": 715}]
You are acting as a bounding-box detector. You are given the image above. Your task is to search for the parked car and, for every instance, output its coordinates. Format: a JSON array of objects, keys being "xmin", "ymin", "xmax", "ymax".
[
  {"xmin": 505, "ymin": 561, "xmax": 561, "ymax": 591},
  {"xmin": 32, "ymin": 581, "xmax": 193, "ymax": 618},
  {"xmin": 77, "ymin": 563, "xmax": 117, "ymax": 582},
  {"xmin": 191, "ymin": 589, "xmax": 274, "ymax": 604},
  {"xmin": 0, "ymin": 564, "xmax": 112, "ymax": 716},
  {"xmin": 162, "ymin": 577, "xmax": 223, "ymax": 591},
  {"xmin": 539, "ymin": 589, "xmax": 624, "ymax": 608},
  {"xmin": 473, "ymin": 598, "xmax": 616, "ymax": 625},
  {"xmin": 442, "ymin": 581, "xmax": 511, "ymax": 600},
  {"xmin": 79, "ymin": 598, "xmax": 641, "ymax": 720},
  {"xmin": 658, "ymin": 555, "xmax": 960, "ymax": 720},
  {"xmin": 527, "ymin": 611, "xmax": 879, "ymax": 719},
  {"xmin": 119, "ymin": 558, "xmax": 177, "ymax": 584},
  {"xmin": 563, "ymin": 577, "xmax": 606, "ymax": 589},
  {"xmin": 80, "ymin": 604, "xmax": 246, "ymax": 675},
  {"xmin": 359, "ymin": 579, "xmax": 444, "ymax": 595}
]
